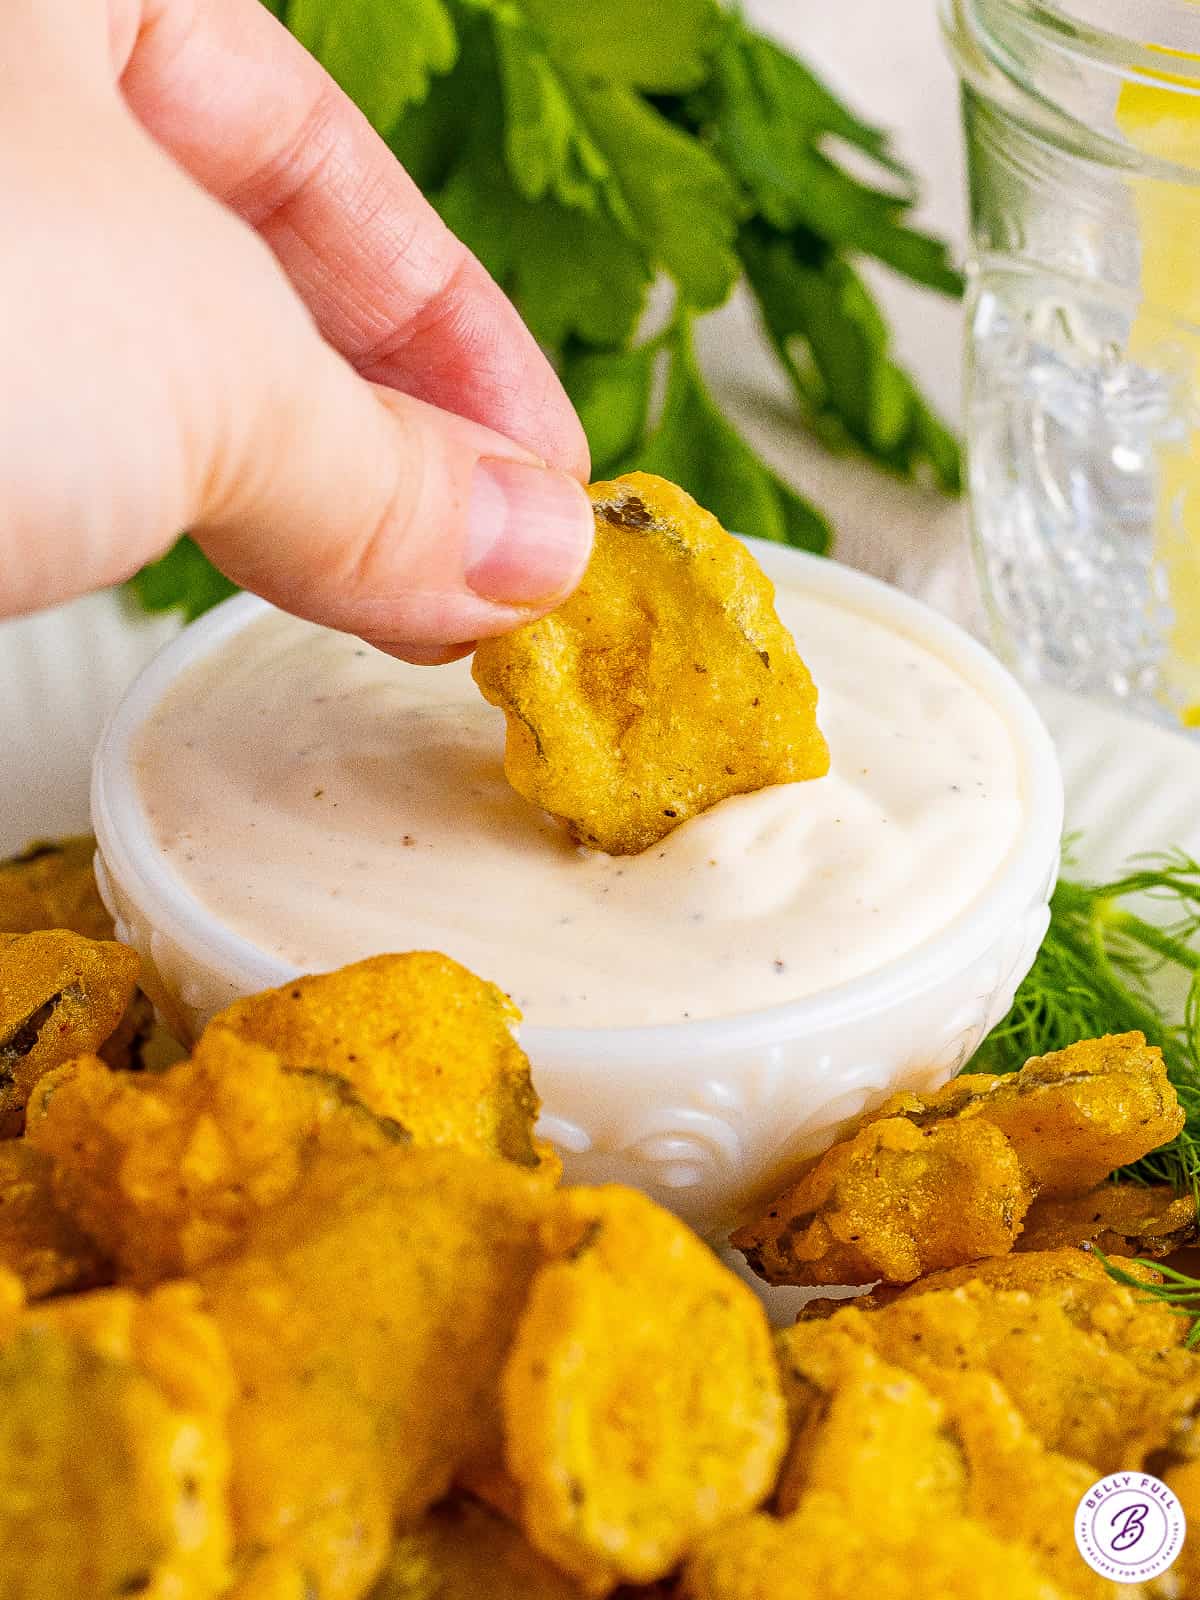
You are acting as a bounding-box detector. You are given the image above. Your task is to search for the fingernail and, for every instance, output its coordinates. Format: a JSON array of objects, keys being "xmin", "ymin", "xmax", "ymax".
[{"xmin": 466, "ymin": 459, "xmax": 593, "ymax": 605}]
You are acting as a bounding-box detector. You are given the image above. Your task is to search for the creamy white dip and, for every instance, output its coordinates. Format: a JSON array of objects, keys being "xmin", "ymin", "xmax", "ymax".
[{"xmin": 134, "ymin": 584, "xmax": 1025, "ymax": 1026}]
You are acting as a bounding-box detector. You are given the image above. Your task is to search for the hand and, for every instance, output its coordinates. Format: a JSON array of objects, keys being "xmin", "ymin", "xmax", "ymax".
[{"xmin": 0, "ymin": 0, "xmax": 593, "ymax": 660}]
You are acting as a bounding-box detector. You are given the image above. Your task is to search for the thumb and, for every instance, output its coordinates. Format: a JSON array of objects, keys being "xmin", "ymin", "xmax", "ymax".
[{"xmin": 193, "ymin": 339, "xmax": 594, "ymax": 661}]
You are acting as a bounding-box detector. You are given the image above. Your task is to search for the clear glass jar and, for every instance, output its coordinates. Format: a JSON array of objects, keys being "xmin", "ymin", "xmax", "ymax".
[{"xmin": 942, "ymin": 0, "xmax": 1200, "ymax": 727}]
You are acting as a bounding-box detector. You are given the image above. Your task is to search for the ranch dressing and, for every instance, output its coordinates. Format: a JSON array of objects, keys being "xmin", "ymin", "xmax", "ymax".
[{"xmin": 134, "ymin": 586, "xmax": 1025, "ymax": 1026}]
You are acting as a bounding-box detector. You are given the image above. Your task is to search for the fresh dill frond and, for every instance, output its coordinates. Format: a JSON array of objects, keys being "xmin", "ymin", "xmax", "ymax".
[
  {"xmin": 973, "ymin": 849, "xmax": 1200, "ymax": 1195},
  {"xmin": 1097, "ymin": 1251, "xmax": 1200, "ymax": 1347}
]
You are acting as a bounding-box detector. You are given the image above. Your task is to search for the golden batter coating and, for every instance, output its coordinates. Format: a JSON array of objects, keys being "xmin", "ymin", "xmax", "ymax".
[
  {"xmin": 473, "ymin": 473, "xmax": 828, "ymax": 856},
  {"xmin": 501, "ymin": 1185, "xmax": 786, "ymax": 1594},
  {"xmin": 733, "ymin": 1034, "xmax": 1183, "ymax": 1286},
  {"xmin": 0, "ymin": 928, "xmax": 140, "ymax": 1133},
  {"xmin": 209, "ymin": 952, "xmax": 547, "ymax": 1172}
]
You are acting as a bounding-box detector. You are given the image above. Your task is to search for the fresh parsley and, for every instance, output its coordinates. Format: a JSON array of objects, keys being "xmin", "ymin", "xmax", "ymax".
[
  {"xmin": 125, "ymin": 535, "xmax": 238, "ymax": 623},
  {"xmin": 126, "ymin": 0, "xmax": 961, "ymax": 617},
  {"xmin": 1098, "ymin": 1252, "xmax": 1200, "ymax": 1344}
]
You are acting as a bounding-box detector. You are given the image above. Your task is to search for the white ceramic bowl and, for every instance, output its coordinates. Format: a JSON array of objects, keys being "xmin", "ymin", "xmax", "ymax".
[{"xmin": 92, "ymin": 546, "xmax": 1063, "ymax": 1237}]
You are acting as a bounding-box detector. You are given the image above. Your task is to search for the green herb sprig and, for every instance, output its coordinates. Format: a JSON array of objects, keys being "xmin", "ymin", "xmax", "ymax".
[
  {"xmin": 125, "ymin": 0, "xmax": 962, "ymax": 618},
  {"xmin": 974, "ymin": 850, "xmax": 1200, "ymax": 1195},
  {"xmin": 1097, "ymin": 1252, "xmax": 1200, "ymax": 1347}
]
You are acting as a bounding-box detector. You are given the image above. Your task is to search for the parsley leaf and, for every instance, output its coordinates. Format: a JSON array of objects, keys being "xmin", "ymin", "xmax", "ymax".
[
  {"xmin": 741, "ymin": 223, "xmax": 961, "ymax": 490},
  {"xmin": 565, "ymin": 78, "xmax": 740, "ymax": 311},
  {"xmin": 561, "ymin": 343, "xmax": 656, "ymax": 476},
  {"xmin": 694, "ymin": 19, "xmax": 962, "ymax": 296},
  {"xmin": 431, "ymin": 22, "xmax": 650, "ymax": 348},
  {"xmin": 500, "ymin": 0, "xmax": 722, "ymax": 94},
  {"xmin": 490, "ymin": 15, "xmax": 613, "ymax": 212},
  {"xmin": 458, "ymin": 3, "xmax": 740, "ymax": 311},
  {"xmin": 441, "ymin": 151, "xmax": 651, "ymax": 348},
  {"xmin": 287, "ymin": 0, "xmax": 457, "ymax": 135},
  {"xmin": 126, "ymin": 537, "xmax": 237, "ymax": 623},
  {"xmin": 127, "ymin": 0, "xmax": 963, "ymax": 618},
  {"xmin": 630, "ymin": 323, "xmax": 832, "ymax": 554}
]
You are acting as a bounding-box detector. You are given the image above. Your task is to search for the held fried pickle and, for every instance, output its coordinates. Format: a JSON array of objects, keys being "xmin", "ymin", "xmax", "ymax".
[
  {"xmin": 0, "ymin": 929, "xmax": 140, "ymax": 1133},
  {"xmin": 472, "ymin": 473, "xmax": 829, "ymax": 855},
  {"xmin": 732, "ymin": 1033, "xmax": 1184, "ymax": 1286},
  {"xmin": 501, "ymin": 1186, "xmax": 786, "ymax": 1595}
]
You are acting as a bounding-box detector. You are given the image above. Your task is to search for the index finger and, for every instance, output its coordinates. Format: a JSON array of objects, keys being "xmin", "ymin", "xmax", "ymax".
[{"xmin": 113, "ymin": 0, "xmax": 589, "ymax": 475}]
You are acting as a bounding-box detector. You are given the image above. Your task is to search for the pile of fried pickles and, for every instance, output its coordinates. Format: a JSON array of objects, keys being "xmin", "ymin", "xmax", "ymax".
[
  {"xmin": 3, "ymin": 478, "xmax": 1200, "ymax": 1599},
  {"xmin": 1, "ymin": 837, "xmax": 1199, "ymax": 1600}
]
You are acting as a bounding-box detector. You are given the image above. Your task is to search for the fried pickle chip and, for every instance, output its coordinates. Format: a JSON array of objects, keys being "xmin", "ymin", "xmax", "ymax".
[
  {"xmin": 370, "ymin": 1499, "xmax": 583, "ymax": 1600},
  {"xmin": 0, "ymin": 1142, "xmax": 109, "ymax": 1299},
  {"xmin": 472, "ymin": 473, "xmax": 829, "ymax": 856},
  {"xmin": 888, "ymin": 1243, "xmax": 1167, "ymax": 1304},
  {"xmin": 0, "ymin": 837, "xmax": 113, "ymax": 941},
  {"xmin": 946, "ymin": 1371, "xmax": 1108, "ymax": 1599},
  {"xmin": 773, "ymin": 1321, "xmax": 965, "ymax": 1519},
  {"xmin": 208, "ymin": 952, "xmax": 545, "ymax": 1171},
  {"xmin": 501, "ymin": 1185, "xmax": 786, "ymax": 1594},
  {"xmin": 686, "ymin": 1337, "xmax": 1063, "ymax": 1599},
  {"xmin": 1017, "ymin": 1181, "xmax": 1199, "ymax": 1259},
  {"xmin": 222, "ymin": 1369, "xmax": 392, "ymax": 1600},
  {"xmin": 0, "ymin": 928, "xmax": 140, "ymax": 1133},
  {"xmin": 0, "ymin": 1282, "xmax": 233, "ymax": 1600},
  {"xmin": 732, "ymin": 1115, "xmax": 1031, "ymax": 1287},
  {"xmin": 937, "ymin": 1033, "xmax": 1185, "ymax": 1195},
  {"xmin": 786, "ymin": 1253, "xmax": 1200, "ymax": 1472},
  {"xmin": 200, "ymin": 1147, "xmax": 550, "ymax": 1600},
  {"xmin": 681, "ymin": 1500, "xmax": 1065, "ymax": 1600},
  {"xmin": 1165, "ymin": 1459, "xmax": 1200, "ymax": 1600},
  {"xmin": 762, "ymin": 1321, "xmax": 1116, "ymax": 1598},
  {"xmin": 733, "ymin": 1033, "xmax": 1183, "ymax": 1286},
  {"xmin": 0, "ymin": 838, "xmax": 157, "ymax": 1072},
  {"xmin": 25, "ymin": 1029, "xmax": 407, "ymax": 1285}
]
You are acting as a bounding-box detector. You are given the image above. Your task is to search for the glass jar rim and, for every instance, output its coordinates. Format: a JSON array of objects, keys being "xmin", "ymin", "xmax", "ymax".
[
  {"xmin": 957, "ymin": 0, "xmax": 1200, "ymax": 86},
  {"xmin": 944, "ymin": 0, "xmax": 1200, "ymax": 178}
]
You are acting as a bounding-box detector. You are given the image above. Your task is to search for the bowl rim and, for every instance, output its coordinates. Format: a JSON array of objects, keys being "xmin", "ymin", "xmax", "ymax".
[{"xmin": 92, "ymin": 544, "xmax": 1064, "ymax": 1064}]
